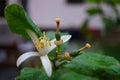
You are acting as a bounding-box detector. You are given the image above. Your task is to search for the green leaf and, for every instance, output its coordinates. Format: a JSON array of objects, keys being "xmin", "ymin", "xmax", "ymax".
[
  {"xmin": 15, "ymin": 67, "xmax": 59, "ymax": 80},
  {"xmin": 105, "ymin": 0, "xmax": 114, "ymax": 4},
  {"xmin": 80, "ymin": 19, "xmax": 93, "ymax": 40},
  {"xmin": 80, "ymin": 19, "xmax": 89, "ymax": 32},
  {"xmin": 86, "ymin": 0, "xmax": 120, "ymax": 4},
  {"xmin": 102, "ymin": 17, "xmax": 115, "ymax": 33},
  {"xmin": 86, "ymin": 0, "xmax": 103, "ymax": 3},
  {"xmin": 60, "ymin": 71, "xmax": 99, "ymax": 80},
  {"xmin": 115, "ymin": 15, "xmax": 120, "ymax": 27},
  {"xmin": 112, "ymin": 0, "xmax": 120, "ymax": 4},
  {"xmin": 64, "ymin": 52, "xmax": 120, "ymax": 79},
  {"xmin": 87, "ymin": 8, "xmax": 103, "ymax": 16},
  {"xmin": 4, "ymin": 4, "xmax": 42, "ymax": 39},
  {"xmin": 105, "ymin": 0, "xmax": 120, "ymax": 4}
]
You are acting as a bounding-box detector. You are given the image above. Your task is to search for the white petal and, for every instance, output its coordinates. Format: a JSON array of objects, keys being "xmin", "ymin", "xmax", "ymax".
[
  {"xmin": 26, "ymin": 29, "xmax": 38, "ymax": 42},
  {"xmin": 40, "ymin": 55, "xmax": 52, "ymax": 77},
  {"xmin": 47, "ymin": 35, "xmax": 72, "ymax": 53},
  {"xmin": 46, "ymin": 41, "xmax": 56, "ymax": 54},
  {"xmin": 61, "ymin": 35, "xmax": 72, "ymax": 43},
  {"xmin": 16, "ymin": 52, "xmax": 39, "ymax": 67}
]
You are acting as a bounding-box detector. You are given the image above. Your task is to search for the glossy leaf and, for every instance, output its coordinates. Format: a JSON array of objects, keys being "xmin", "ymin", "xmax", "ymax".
[
  {"xmin": 60, "ymin": 71, "xmax": 99, "ymax": 80},
  {"xmin": 64, "ymin": 52, "xmax": 120, "ymax": 79},
  {"xmin": 4, "ymin": 4, "xmax": 42, "ymax": 39},
  {"xmin": 15, "ymin": 67, "xmax": 59, "ymax": 80}
]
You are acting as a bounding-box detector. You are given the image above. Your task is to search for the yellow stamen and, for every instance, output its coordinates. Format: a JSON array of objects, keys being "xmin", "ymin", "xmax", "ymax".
[
  {"xmin": 40, "ymin": 40, "xmax": 45, "ymax": 48},
  {"xmin": 48, "ymin": 41, "xmax": 51, "ymax": 46},
  {"xmin": 79, "ymin": 43, "xmax": 91, "ymax": 51},
  {"xmin": 34, "ymin": 31, "xmax": 51, "ymax": 50},
  {"xmin": 85, "ymin": 43, "xmax": 91, "ymax": 49},
  {"xmin": 38, "ymin": 37, "xmax": 42, "ymax": 41},
  {"xmin": 45, "ymin": 41, "xmax": 50, "ymax": 47},
  {"xmin": 34, "ymin": 41, "xmax": 41, "ymax": 49},
  {"xmin": 43, "ymin": 32, "xmax": 47, "ymax": 40}
]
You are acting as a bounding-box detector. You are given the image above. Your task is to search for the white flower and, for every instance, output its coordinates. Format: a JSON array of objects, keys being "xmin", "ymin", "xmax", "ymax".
[{"xmin": 16, "ymin": 29, "xmax": 71, "ymax": 77}]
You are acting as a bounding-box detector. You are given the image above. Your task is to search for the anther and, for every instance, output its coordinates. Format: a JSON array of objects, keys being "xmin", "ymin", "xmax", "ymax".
[
  {"xmin": 48, "ymin": 41, "xmax": 51, "ymax": 46},
  {"xmin": 34, "ymin": 31, "xmax": 51, "ymax": 49},
  {"xmin": 40, "ymin": 40, "xmax": 45, "ymax": 48},
  {"xmin": 45, "ymin": 41, "xmax": 51, "ymax": 47},
  {"xmin": 39, "ymin": 37, "xmax": 43, "ymax": 41},
  {"xmin": 37, "ymin": 45, "xmax": 41, "ymax": 49},
  {"xmin": 85, "ymin": 43, "xmax": 91, "ymax": 49},
  {"xmin": 43, "ymin": 32, "xmax": 47, "ymax": 40},
  {"xmin": 79, "ymin": 43, "xmax": 91, "ymax": 51},
  {"xmin": 55, "ymin": 18, "xmax": 60, "ymax": 29},
  {"xmin": 34, "ymin": 42, "xmax": 40, "ymax": 49}
]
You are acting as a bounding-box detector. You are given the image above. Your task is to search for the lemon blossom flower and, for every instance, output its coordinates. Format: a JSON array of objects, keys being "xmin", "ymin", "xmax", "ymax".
[{"xmin": 16, "ymin": 29, "xmax": 71, "ymax": 77}]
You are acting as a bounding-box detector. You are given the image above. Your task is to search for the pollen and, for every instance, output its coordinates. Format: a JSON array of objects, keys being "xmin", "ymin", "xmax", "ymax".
[
  {"xmin": 34, "ymin": 32, "xmax": 51, "ymax": 50},
  {"xmin": 40, "ymin": 40, "xmax": 45, "ymax": 48}
]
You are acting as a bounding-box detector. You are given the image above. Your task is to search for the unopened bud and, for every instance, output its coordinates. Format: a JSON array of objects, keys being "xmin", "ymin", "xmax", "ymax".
[
  {"xmin": 64, "ymin": 52, "xmax": 72, "ymax": 61},
  {"xmin": 55, "ymin": 32, "xmax": 61, "ymax": 41}
]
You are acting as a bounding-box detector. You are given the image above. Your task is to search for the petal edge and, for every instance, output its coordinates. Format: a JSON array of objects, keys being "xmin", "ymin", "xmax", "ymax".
[
  {"xmin": 16, "ymin": 52, "xmax": 39, "ymax": 67},
  {"xmin": 40, "ymin": 55, "xmax": 52, "ymax": 77},
  {"xmin": 47, "ymin": 35, "xmax": 72, "ymax": 53}
]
